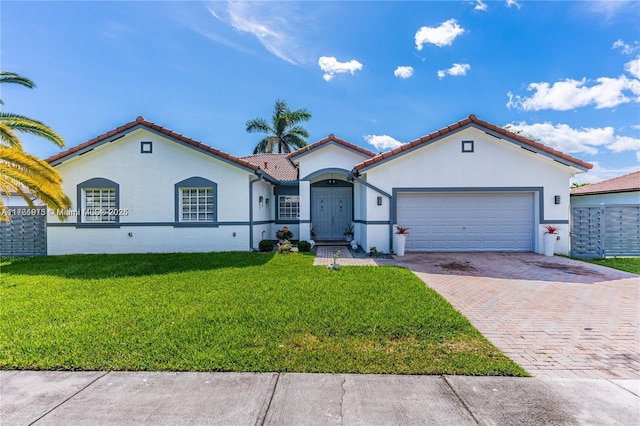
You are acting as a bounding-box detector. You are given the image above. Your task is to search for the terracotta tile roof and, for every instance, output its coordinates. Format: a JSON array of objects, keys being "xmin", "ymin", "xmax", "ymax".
[
  {"xmin": 571, "ymin": 171, "xmax": 640, "ymax": 196},
  {"xmin": 241, "ymin": 154, "xmax": 299, "ymax": 181},
  {"xmin": 46, "ymin": 116, "xmax": 259, "ymax": 172},
  {"xmin": 288, "ymin": 134, "xmax": 376, "ymax": 160},
  {"xmin": 354, "ymin": 114, "xmax": 593, "ymax": 172}
]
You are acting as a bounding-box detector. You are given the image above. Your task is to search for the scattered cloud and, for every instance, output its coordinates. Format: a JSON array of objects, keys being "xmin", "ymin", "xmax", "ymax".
[
  {"xmin": 415, "ymin": 19, "xmax": 465, "ymax": 50},
  {"xmin": 206, "ymin": 2, "xmax": 314, "ymax": 65},
  {"xmin": 506, "ymin": 121, "xmax": 640, "ymax": 162},
  {"xmin": 437, "ymin": 63, "xmax": 471, "ymax": 79},
  {"xmin": 318, "ymin": 56, "xmax": 363, "ymax": 81},
  {"xmin": 571, "ymin": 162, "xmax": 640, "ymax": 184},
  {"xmin": 583, "ymin": 1, "xmax": 639, "ymax": 22},
  {"xmin": 394, "ymin": 66, "xmax": 414, "ymax": 79},
  {"xmin": 474, "ymin": 1, "xmax": 488, "ymax": 12},
  {"xmin": 363, "ymin": 134, "xmax": 404, "ymax": 151},
  {"xmin": 613, "ymin": 39, "xmax": 640, "ymax": 55},
  {"xmin": 624, "ymin": 56, "xmax": 640, "ymax": 79},
  {"xmin": 505, "ymin": 0, "xmax": 521, "ymax": 9},
  {"xmin": 507, "ymin": 56, "xmax": 640, "ymax": 110}
]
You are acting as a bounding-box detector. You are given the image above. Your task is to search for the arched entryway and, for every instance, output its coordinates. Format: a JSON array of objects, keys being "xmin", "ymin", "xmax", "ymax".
[{"xmin": 311, "ymin": 179, "xmax": 353, "ymax": 241}]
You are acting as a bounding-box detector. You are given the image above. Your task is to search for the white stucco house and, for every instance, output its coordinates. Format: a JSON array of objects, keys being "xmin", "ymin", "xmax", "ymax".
[{"xmin": 41, "ymin": 114, "xmax": 592, "ymax": 256}]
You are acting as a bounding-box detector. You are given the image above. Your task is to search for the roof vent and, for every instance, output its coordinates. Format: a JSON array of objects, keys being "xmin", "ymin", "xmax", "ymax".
[{"xmin": 263, "ymin": 162, "xmax": 268, "ymax": 169}]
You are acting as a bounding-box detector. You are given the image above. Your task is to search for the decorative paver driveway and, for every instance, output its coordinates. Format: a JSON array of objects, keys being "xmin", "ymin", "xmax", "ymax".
[{"xmin": 376, "ymin": 253, "xmax": 639, "ymax": 379}]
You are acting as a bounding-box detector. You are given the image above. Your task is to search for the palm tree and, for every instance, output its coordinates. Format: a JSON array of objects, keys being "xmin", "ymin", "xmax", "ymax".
[
  {"xmin": 0, "ymin": 71, "xmax": 71, "ymax": 220},
  {"xmin": 246, "ymin": 99, "xmax": 311, "ymax": 154}
]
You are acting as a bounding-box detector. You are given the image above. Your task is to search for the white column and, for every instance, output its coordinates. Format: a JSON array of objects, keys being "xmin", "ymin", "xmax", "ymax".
[{"xmin": 299, "ymin": 180, "xmax": 311, "ymax": 240}]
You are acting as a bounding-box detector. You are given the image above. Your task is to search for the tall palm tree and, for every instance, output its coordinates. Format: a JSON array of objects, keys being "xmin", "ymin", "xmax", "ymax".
[
  {"xmin": 0, "ymin": 71, "xmax": 71, "ymax": 220},
  {"xmin": 246, "ymin": 99, "xmax": 311, "ymax": 154}
]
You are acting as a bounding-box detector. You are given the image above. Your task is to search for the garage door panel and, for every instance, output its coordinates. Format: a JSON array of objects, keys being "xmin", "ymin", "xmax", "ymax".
[{"xmin": 397, "ymin": 192, "xmax": 533, "ymax": 252}]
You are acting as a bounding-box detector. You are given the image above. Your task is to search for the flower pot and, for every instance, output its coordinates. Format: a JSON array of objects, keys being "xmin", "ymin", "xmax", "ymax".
[
  {"xmin": 394, "ymin": 233, "xmax": 407, "ymax": 256},
  {"xmin": 543, "ymin": 233, "xmax": 557, "ymax": 256}
]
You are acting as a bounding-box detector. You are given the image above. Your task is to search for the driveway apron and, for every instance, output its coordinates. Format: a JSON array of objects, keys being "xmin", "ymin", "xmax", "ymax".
[{"xmin": 377, "ymin": 252, "xmax": 639, "ymax": 379}]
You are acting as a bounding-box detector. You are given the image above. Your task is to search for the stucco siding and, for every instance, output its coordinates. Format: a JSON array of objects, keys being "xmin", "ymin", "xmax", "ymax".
[
  {"xmin": 47, "ymin": 226, "xmax": 249, "ymax": 255},
  {"xmin": 360, "ymin": 128, "xmax": 578, "ymax": 255},
  {"xmin": 296, "ymin": 144, "xmax": 370, "ymax": 181},
  {"xmin": 48, "ymin": 129, "xmax": 257, "ymax": 254}
]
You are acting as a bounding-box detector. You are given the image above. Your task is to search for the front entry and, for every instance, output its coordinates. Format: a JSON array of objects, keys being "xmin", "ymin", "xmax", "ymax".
[{"xmin": 311, "ymin": 181, "xmax": 353, "ymax": 240}]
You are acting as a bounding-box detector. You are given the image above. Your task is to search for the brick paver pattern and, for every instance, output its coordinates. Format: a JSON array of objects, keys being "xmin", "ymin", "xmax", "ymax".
[{"xmin": 315, "ymin": 248, "xmax": 640, "ymax": 380}]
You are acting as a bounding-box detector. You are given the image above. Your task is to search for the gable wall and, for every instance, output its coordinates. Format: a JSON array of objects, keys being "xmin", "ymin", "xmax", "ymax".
[
  {"xmin": 295, "ymin": 144, "xmax": 371, "ymax": 180},
  {"xmin": 48, "ymin": 129, "xmax": 258, "ymax": 254},
  {"xmin": 361, "ymin": 128, "xmax": 578, "ymax": 254}
]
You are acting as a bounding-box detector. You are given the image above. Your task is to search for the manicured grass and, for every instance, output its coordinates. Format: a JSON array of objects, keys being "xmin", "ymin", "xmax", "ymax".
[
  {"xmin": 0, "ymin": 252, "xmax": 526, "ymax": 376},
  {"xmin": 578, "ymin": 257, "xmax": 640, "ymax": 275}
]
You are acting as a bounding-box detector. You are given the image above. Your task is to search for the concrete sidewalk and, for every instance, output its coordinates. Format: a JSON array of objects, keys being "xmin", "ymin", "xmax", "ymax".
[{"xmin": 2, "ymin": 371, "xmax": 638, "ymax": 425}]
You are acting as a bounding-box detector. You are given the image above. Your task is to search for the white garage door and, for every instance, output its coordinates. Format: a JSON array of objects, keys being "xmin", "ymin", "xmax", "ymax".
[{"xmin": 397, "ymin": 192, "xmax": 534, "ymax": 252}]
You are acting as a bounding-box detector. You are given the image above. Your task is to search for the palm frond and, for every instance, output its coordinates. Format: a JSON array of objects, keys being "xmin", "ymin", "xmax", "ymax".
[
  {"xmin": 0, "ymin": 112, "xmax": 65, "ymax": 147},
  {"xmin": 0, "ymin": 72, "xmax": 36, "ymax": 106},
  {"xmin": 0, "ymin": 146, "xmax": 71, "ymax": 219},
  {"xmin": 286, "ymin": 125, "xmax": 310, "ymax": 139},
  {"xmin": 0, "ymin": 122, "xmax": 23, "ymax": 149},
  {"xmin": 246, "ymin": 118, "xmax": 273, "ymax": 135},
  {"xmin": 0, "ymin": 72, "xmax": 36, "ymax": 89}
]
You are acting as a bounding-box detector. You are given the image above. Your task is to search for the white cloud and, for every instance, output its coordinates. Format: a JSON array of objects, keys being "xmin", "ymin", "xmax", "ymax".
[
  {"xmin": 506, "ymin": 121, "xmax": 640, "ymax": 161},
  {"xmin": 363, "ymin": 135, "xmax": 404, "ymax": 151},
  {"xmin": 507, "ymin": 56, "xmax": 640, "ymax": 111},
  {"xmin": 613, "ymin": 39, "xmax": 640, "ymax": 55},
  {"xmin": 506, "ymin": 0, "xmax": 521, "ymax": 9},
  {"xmin": 318, "ymin": 56, "xmax": 363, "ymax": 81},
  {"xmin": 606, "ymin": 135, "xmax": 640, "ymax": 153},
  {"xmin": 206, "ymin": 2, "xmax": 314, "ymax": 65},
  {"xmin": 394, "ymin": 66, "xmax": 414, "ymax": 79},
  {"xmin": 415, "ymin": 19, "xmax": 465, "ymax": 50},
  {"xmin": 474, "ymin": 1, "xmax": 488, "ymax": 12},
  {"xmin": 624, "ymin": 56, "xmax": 640, "ymax": 79},
  {"xmin": 437, "ymin": 63, "xmax": 471, "ymax": 79},
  {"xmin": 571, "ymin": 162, "xmax": 640, "ymax": 185},
  {"xmin": 584, "ymin": 1, "xmax": 638, "ymax": 21}
]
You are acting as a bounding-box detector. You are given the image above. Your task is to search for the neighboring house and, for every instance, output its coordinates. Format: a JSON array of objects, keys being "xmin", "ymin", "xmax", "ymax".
[
  {"xmin": 570, "ymin": 171, "xmax": 640, "ymax": 258},
  {"xmin": 44, "ymin": 114, "xmax": 591, "ymax": 256}
]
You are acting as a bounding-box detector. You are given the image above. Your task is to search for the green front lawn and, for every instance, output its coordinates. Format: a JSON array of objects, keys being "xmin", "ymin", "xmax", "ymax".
[
  {"xmin": 578, "ymin": 257, "xmax": 640, "ymax": 275},
  {"xmin": 0, "ymin": 252, "xmax": 526, "ymax": 376}
]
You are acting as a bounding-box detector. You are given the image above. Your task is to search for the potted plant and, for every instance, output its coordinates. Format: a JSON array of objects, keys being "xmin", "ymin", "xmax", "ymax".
[
  {"xmin": 276, "ymin": 226, "xmax": 293, "ymax": 242},
  {"xmin": 394, "ymin": 225, "xmax": 410, "ymax": 256},
  {"xmin": 543, "ymin": 224, "xmax": 559, "ymax": 256},
  {"xmin": 343, "ymin": 223, "xmax": 354, "ymax": 242}
]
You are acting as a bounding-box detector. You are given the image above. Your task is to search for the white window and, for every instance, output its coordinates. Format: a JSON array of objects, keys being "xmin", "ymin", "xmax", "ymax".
[
  {"xmin": 181, "ymin": 187, "xmax": 214, "ymax": 222},
  {"xmin": 278, "ymin": 195, "xmax": 300, "ymax": 219},
  {"xmin": 84, "ymin": 188, "xmax": 116, "ymax": 222}
]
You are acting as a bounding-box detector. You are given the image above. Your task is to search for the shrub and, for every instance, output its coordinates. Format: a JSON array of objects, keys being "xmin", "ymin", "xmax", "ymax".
[
  {"xmin": 276, "ymin": 226, "xmax": 293, "ymax": 240},
  {"xmin": 259, "ymin": 239, "xmax": 274, "ymax": 252},
  {"xmin": 297, "ymin": 240, "xmax": 311, "ymax": 252}
]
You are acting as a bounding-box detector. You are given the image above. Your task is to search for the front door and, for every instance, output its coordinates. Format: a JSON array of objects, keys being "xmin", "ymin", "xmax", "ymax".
[{"xmin": 311, "ymin": 185, "xmax": 352, "ymax": 240}]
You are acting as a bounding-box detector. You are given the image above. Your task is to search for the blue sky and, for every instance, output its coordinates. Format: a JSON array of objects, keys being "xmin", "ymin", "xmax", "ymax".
[{"xmin": 3, "ymin": 0, "xmax": 639, "ymax": 183}]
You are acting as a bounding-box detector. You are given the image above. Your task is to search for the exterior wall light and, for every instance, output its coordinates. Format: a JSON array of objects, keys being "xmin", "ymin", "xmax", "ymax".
[
  {"xmin": 554, "ymin": 195, "xmax": 561, "ymax": 204},
  {"xmin": 377, "ymin": 196, "xmax": 382, "ymax": 206}
]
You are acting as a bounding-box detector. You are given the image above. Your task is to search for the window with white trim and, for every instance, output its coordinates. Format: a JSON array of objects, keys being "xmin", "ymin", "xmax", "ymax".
[
  {"xmin": 180, "ymin": 187, "xmax": 214, "ymax": 222},
  {"xmin": 84, "ymin": 188, "xmax": 117, "ymax": 222},
  {"xmin": 278, "ymin": 195, "xmax": 300, "ymax": 219}
]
